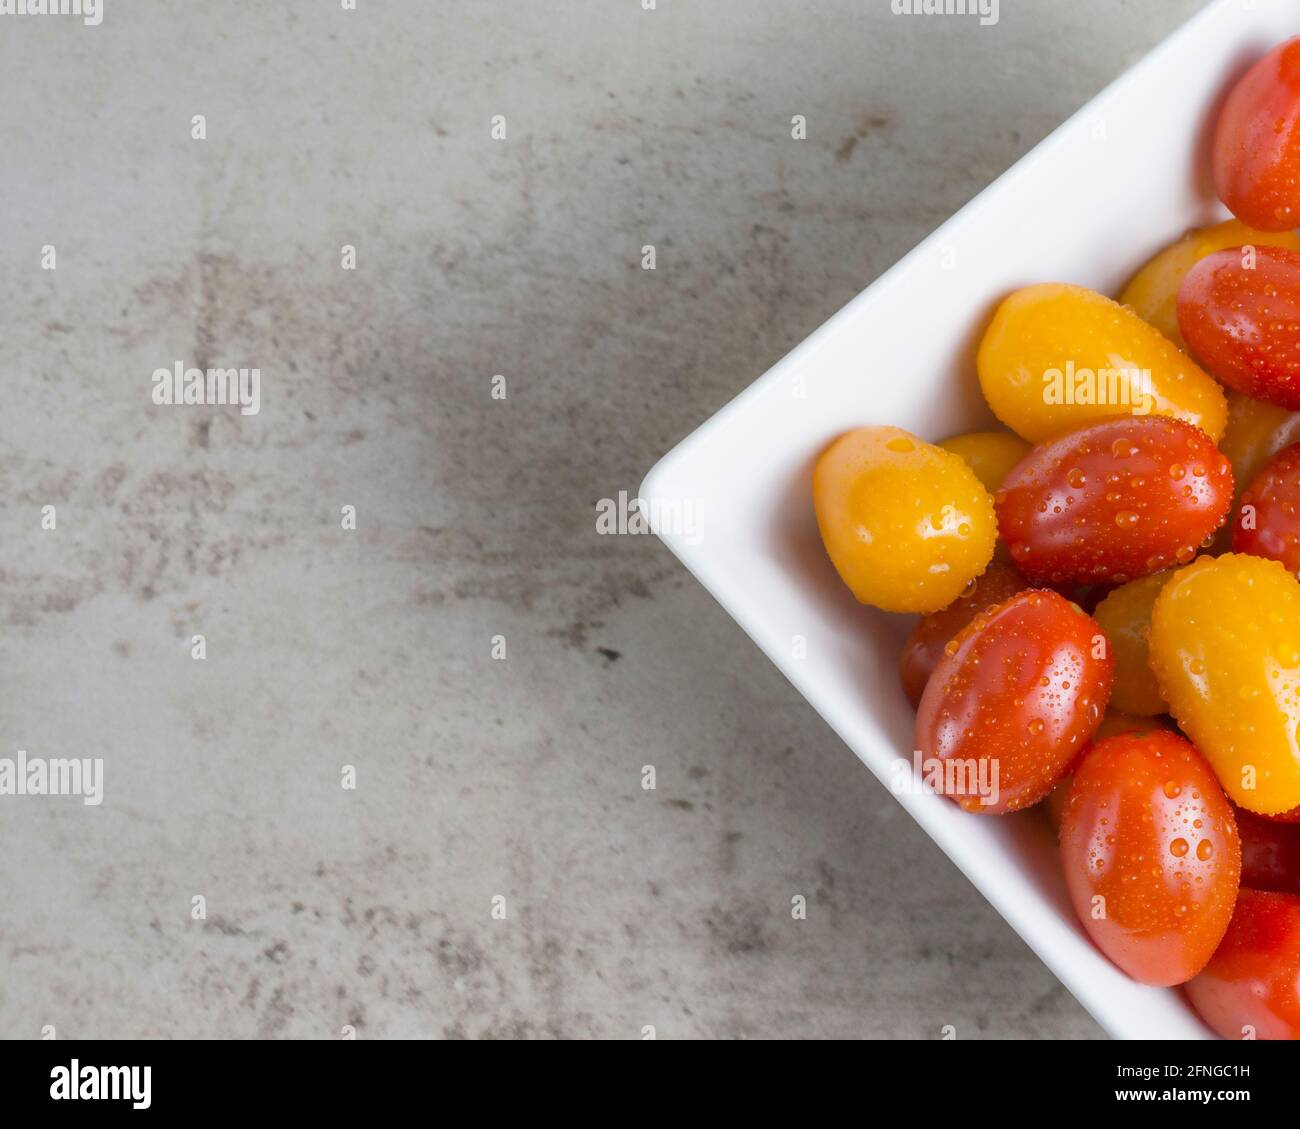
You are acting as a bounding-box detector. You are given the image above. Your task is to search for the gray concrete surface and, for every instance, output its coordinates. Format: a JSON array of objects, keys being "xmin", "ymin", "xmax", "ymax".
[{"xmin": 0, "ymin": 0, "xmax": 1208, "ymax": 1039}]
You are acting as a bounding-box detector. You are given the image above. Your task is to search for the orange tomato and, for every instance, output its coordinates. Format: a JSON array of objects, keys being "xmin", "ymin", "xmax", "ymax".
[
  {"xmin": 916, "ymin": 590, "xmax": 1112, "ymax": 815},
  {"xmin": 1044, "ymin": 714, "xmax": 1174, "ymax": 829},
  {"xmin": 1060, "ymin": 731, "xmax": 1241, "ymax": 986}
]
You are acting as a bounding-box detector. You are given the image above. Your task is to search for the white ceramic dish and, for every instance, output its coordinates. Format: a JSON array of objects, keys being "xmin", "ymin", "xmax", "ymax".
[{"xmin": 639, "ymin": 0, "xmax": 1299, "ymax": 1039}]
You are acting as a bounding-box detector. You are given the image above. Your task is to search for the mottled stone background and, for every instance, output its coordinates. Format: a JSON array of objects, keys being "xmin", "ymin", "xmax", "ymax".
[{"xmin": 0, "ymin": 0, "xmax": 1204, "ymax": 1038}]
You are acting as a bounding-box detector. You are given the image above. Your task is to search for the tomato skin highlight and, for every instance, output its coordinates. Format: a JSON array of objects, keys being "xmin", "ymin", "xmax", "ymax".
[
  {"xmin": 1186, "ymin": 889, "xmax": 1300, "ymax": 1040},
  {"xmin": 1060, "ymin": 731, "xmax": 1241, "ymax": 986},
  {"xmin": 1233, "ymin": 441, "xmax": 1300, "ymax": 575},
  {"xmin": 1213, "ymin": 38, "xmax": 1300, "ymax": 232},
  {"xmin": 915, "ymin": 590, "xmax": 1112, "ymax": 815},
  {"xmin": 899, "ymin": 561, "xmax": 1027, "ymax": 709},
  {"xmin": 1178, "ymin": 246, "xmax": 1300, "ymax": 410},
  {"xmin": 995, "ymin": 417, "xmax": 1233, "ymax": 587},
  {"xmin": 1238, "ymin": 809, "xmax": 1300, "ymax": 897}
]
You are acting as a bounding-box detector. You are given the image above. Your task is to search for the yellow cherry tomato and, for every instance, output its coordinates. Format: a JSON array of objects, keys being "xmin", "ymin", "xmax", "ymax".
[
  {"xmin": 977, "ymin": 283, "xmax": 1227, "ymax": 444},
  {"xmin": 1220, "ymin": 390, "xmax": 1300, "ymax": 503},
  {"xmin": 1120, "ymin": 219, "xmax": 1300, "ymax": 349},
  {"xmin": 1149, "ymin": 553, "xmax": 1300, "ymax": 815},
  {"xmin": 938, "ymin": 430, "xmax": 1030, "ymax": 494},
  {"xmin": 813, "ymin": 426, "xmax": 996, "ymax": 614},
  {"xmin": 1092, "ymin": 572, "xmax": 1171, "ymax": 716}
]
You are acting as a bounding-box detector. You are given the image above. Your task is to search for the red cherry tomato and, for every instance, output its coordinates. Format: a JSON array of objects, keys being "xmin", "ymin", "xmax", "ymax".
[
  {"xmin": 915, "ymin": 590, "xmax": 1112, "ymax": 815},
  {"xmin": 1060, "ymin": 731, "xmax": 1241, "ymax": 986},
  {"xmin": 1178, "ymin": 246, "xmax": 1300, "ymax": 409},
  {"xmin": 1213, "ymin": 38, "xmax": 1300, "ymax": 232},
  {"xmin": 898, "ymin": 560, "xmax": 1027, "ymax": 708},
  {"xmin": 1233, "ymin": 441, "xmax": 1300, "ymax": 574},
  {"xmin": 996, "ymin": 417, "xmax": 1233, "ymax": 586},
  {"xmin": 1044, "ymin": 714, "xmax": 1174, "ymax": 830},
  {"xmin": 1186, "ymin": 889, "xmax": 1300, "ymax": 1040},
  {"xmin": 1238, "ymin": 809, "xmax": 1300, "ymax": 896}
]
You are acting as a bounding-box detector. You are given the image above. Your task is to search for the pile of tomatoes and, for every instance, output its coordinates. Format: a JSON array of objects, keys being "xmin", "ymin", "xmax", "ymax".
[{"xmin": 813, "ymin": 37, "xmax": 1300, "ymax": 1039}]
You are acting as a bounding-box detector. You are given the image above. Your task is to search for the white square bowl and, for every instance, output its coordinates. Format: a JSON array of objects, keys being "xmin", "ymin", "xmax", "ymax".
[{"xmin": 639, "ymin": 0, "xmax": 1298, "ymax": 1040}]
